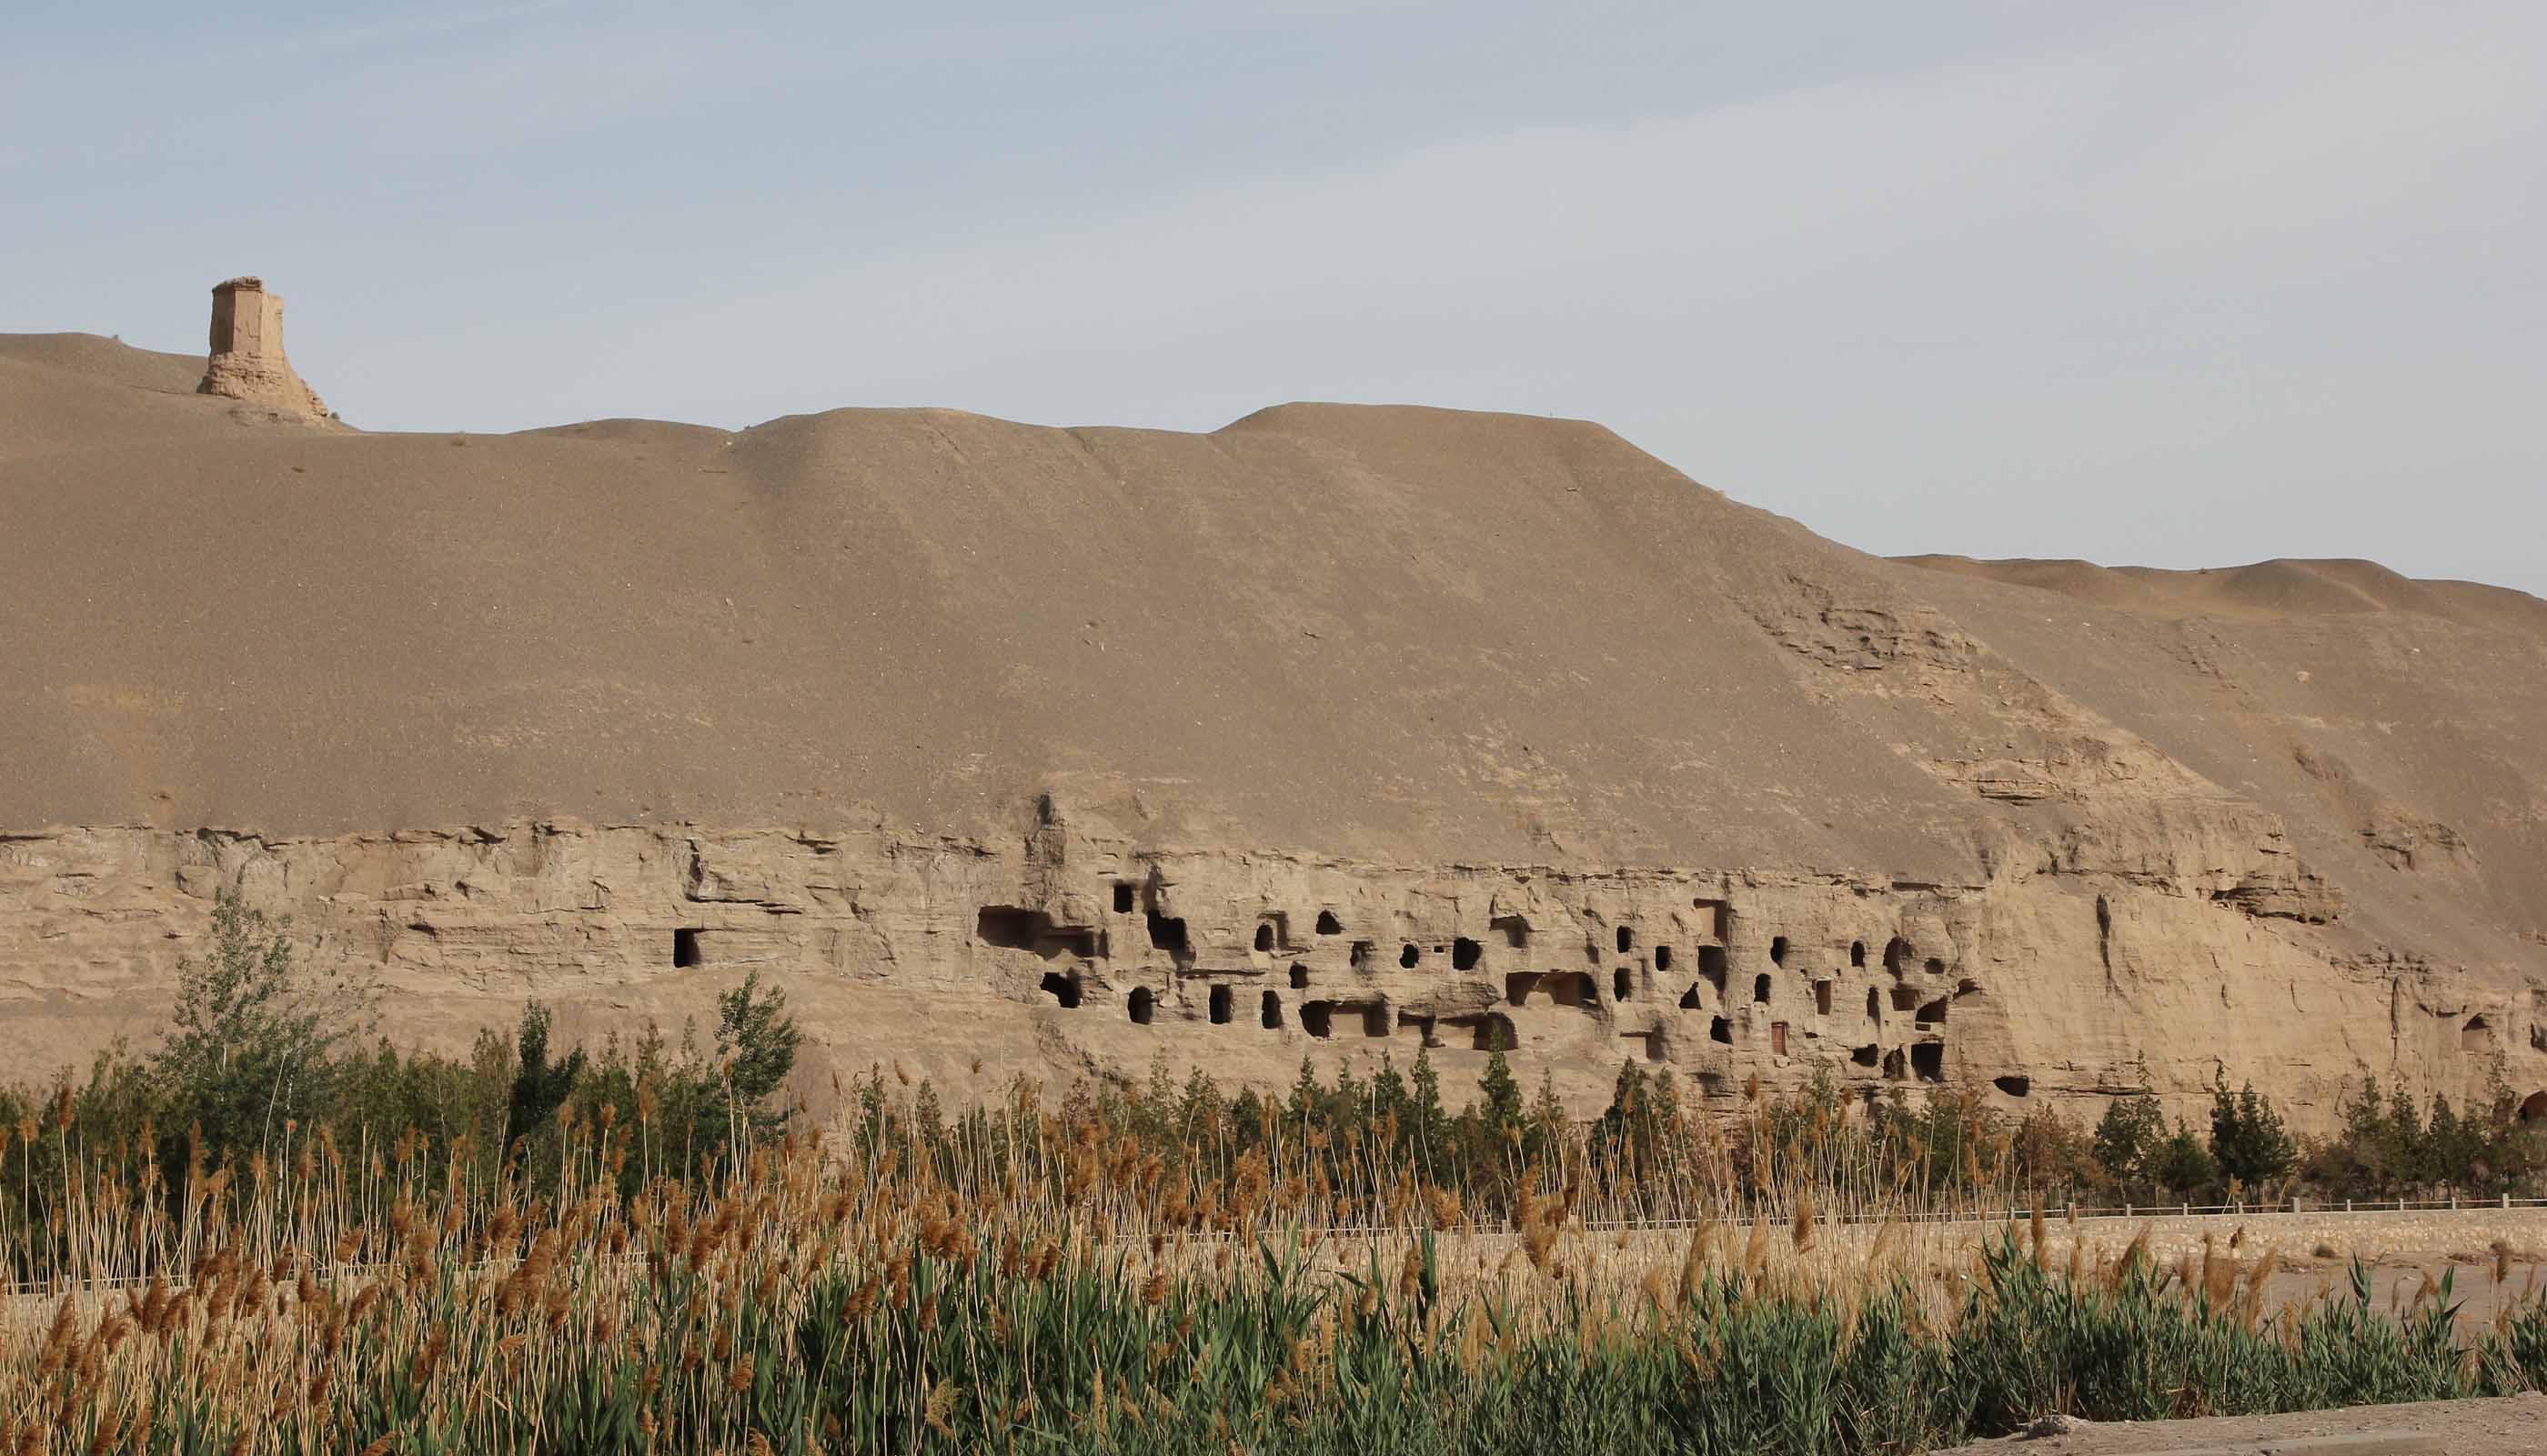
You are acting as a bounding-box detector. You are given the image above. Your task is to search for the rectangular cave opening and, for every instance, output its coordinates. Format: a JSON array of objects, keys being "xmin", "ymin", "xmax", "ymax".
[
  {"xmin": 1911, "ymin": 1041, "xmax": 1944, "ymax": 1082},
  {"xmin": 1814, "ymin": 980, "xmax": 1833, "ymax": 1016},
  {"xmin": 1769, "ymin": 1022, "xmax": 1787, "ymax": 1057},
  {"xmin": 976, "ymin": 906, "xmax": 1097, "ymax": 959},
  {"xmin": 1209, "ymin": 984, "xmax": 1233, "ymax": 1025},
  {"xmin": 673, "ymin": 929, "xmax": 703, "ymax": 969},
  {"xmin": 1112, "ymin": 881, "xmax": 1135, "ymax": 914}
]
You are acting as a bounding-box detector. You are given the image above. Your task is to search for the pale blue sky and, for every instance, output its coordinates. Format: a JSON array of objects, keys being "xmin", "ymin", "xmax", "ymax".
[{"xmin": 7, "ymin": 2, "xmax": 2542, "ymax": 592}]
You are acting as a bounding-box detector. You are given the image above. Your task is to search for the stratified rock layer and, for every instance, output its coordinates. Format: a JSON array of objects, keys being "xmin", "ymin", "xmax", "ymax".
[{"xmin": 1, "ymin": 332, "xmax": 2542, "ymax": 1130}]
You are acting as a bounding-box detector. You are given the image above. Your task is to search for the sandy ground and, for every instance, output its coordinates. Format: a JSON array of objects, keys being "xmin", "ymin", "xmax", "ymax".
[{"xmin": 1930, "ymin": 1390, "xmax": 2547, "ymax": 1455}]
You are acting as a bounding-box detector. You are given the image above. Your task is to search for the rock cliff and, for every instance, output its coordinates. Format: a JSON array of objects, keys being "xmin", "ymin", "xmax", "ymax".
[{"xmin": 2, "ymin": 330, "xmax": 2541, "ymax": 1132}]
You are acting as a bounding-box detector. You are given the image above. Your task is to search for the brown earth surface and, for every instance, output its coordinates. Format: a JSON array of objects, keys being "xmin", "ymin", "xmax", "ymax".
[
  {"xmin": 1, "ymin": 325, "xmax": 2543, "ymax": 1125},
  {"xmin": 1929, "ymin": 1391, "xmax": 2547, "ymax": 1455}
]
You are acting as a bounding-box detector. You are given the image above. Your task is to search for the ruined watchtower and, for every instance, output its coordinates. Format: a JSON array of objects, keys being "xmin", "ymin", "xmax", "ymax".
[{"xmin": 197, "ymin": 276, "xmax": 329, "ymax": 417}]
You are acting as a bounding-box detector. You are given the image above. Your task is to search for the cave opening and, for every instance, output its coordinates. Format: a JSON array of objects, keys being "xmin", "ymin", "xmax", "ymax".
[
  {"xmin": 1209, "ymin": 985, "xmax": 1233, "ymax": 1024},
  {"xmin": 1699, "ymin": 946, "xmax": 1728, "ymax": 995},
  {"xmin": 1128, "ymin": 988, "xmax": 1155, "ymax": 1025},
  {"xmin": 1316, "ymin": 909, "xmax": 1343, "ymax": 936},
  {"xmin": 1039, "ymin": 971, "xmax": 1081, "ymax": 1009},
  {"xmin": 1453, "ymin": 938, "xmax": 1483, "ymax": 971},
  {"xmin": 673, "ymin": 929, "xmax": 703, "ymax": 969}
]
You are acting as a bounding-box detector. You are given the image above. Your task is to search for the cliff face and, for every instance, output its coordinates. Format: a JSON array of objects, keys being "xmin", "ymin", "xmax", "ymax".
[{"xmin": 2, "ymin": 333, "xmax": 2542, "ymax": 1130}]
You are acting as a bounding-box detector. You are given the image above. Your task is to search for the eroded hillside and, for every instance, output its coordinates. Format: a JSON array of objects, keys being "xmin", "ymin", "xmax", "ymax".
[{"xmin": 3, "ymin": 331, "xmax": 2542, "ymax": 1130}]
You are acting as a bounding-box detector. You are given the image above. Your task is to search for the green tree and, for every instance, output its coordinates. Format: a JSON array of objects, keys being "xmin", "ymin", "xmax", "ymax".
[
  {"xmin": 698, "ymin": 970, "xmax": 800, "ymax": 1160},
  {"xmin": 505, "ymin": 1001, "xmax": 586, "ymax": 1156},
  {"xmin": 2208, "ymin": 1069, "xmax": 2295, "ymax": 1193},
  {"xmin": 2092, "ymin": 1083, "xmax": 2164, "ymax": 1195},
  {"xmin": 150, "ymin": 885, "xmax": 373, "ymax": 1167},
  {"xmin": 2149, "ymin": 1119, "xmax": 2218, "ymax": 1200},
  {"xmin": 1406, "ymin": 1047, "xmax": 1450, "ymax": 1176},
  {"xmin": 1477, "ymin": 1049, "xmax": 1524, "ymax": 1134}
]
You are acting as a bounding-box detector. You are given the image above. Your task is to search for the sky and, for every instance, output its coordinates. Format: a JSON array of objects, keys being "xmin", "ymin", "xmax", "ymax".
[{"xmin": 6, "ymin": 1, "xmax": 2543, "ymax": 594}]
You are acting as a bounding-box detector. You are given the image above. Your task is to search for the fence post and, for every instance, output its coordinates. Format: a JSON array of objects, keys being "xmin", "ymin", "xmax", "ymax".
[
  {"xmin": 2124, "ymin": 1202, "xmax": 2132, "ymax": 1218},
  {"xmin": 2505, "ymin": 1193, "xmax": 2513, "ymax": 1210},
  {"xmin": 2345, "ymin": 1199, "xmax": 2352, "ymax": 1213},
  {"xmin": 2181, "ymin": 1203, "xmax": 2190, "ymax": 1216}
]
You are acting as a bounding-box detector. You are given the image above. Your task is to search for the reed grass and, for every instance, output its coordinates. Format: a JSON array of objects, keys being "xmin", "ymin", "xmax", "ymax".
[{"xmin": 5, "ymin": 1079, "xmax": 2545, "ymax": 1455}]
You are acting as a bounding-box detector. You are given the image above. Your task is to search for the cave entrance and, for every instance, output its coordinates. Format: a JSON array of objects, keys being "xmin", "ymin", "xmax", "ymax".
[
  {"xmin": 673, "ymin": 929, "xmax": 703, "ymax": 968},
  {"xmin": 1911, "ymin": 1041, "xmax": 1944, "ymax": 1082},
  {"xmin": 1209, "ymin": 984, "xmax": 1233, "ymax": 1025},
  {"xmin": 1039, "ymin": 971, "xmax": 1081, "ymax": 1009},
  {"xmin": 1261, "ymin": 990, "xmax": 1284, "ymax": 1029},
  {"xmin": 1453, "ymin": 938, "xmax": 1483, "ymax": 971},
  {"xmin": 1128, "ymin": 988, "xmax": 1156, "ymax": 1025}
]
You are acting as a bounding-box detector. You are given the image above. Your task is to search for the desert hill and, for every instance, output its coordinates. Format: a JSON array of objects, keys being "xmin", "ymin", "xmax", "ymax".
[{"xmin": 2, "ymin": 329, "xmax": 2542, "ymax": 1130}]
